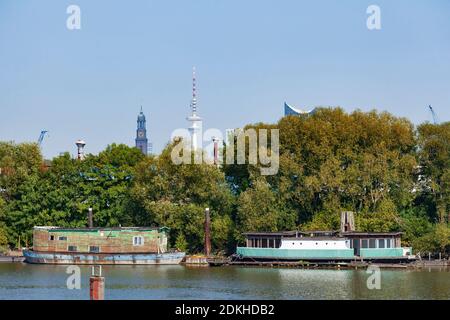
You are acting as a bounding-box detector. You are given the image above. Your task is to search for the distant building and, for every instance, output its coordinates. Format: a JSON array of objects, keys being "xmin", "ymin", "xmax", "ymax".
[
  {"xmin": 284, "ymin": 102, "xmax": 317, "ymax": 116},
  {"xmin": 135, "ymin": 107, "xmax": 149, "ymax": 155}
]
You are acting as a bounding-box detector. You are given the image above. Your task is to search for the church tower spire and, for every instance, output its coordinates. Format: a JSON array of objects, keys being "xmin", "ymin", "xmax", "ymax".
[{"xmin": 135, "ymin": 107, "xmax": 148, "ymax": 155}]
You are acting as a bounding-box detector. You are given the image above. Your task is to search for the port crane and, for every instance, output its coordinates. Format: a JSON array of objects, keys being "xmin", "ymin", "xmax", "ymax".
[
  {"xmin": 37, "ymin": 130, "xmax": 49, "ymax": 146},
  {"xmin": 428, "ymin": 105, "xmax": 439, "ymax": 124}
]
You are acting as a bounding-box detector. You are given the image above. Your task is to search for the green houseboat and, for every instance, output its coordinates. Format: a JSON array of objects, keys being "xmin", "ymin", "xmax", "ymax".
[{"xmin": 23, "ymin": 226, "xmax": 185, "ymax": 265}]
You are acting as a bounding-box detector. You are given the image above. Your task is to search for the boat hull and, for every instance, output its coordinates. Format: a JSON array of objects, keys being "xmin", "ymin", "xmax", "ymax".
[
  {"xmin": 23, "ymin": 249, "xmax": 185, "ymax": 265},
  {"xmin": 235, "ymin": 247, "xmax": 415, "ymax": 262}
]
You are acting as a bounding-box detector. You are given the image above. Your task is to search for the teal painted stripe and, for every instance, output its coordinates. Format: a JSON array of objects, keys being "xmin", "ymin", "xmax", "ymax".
[
  {"xmin": 360, "ymin": 248, "xmax": 406, "ymax": 258},
  {"xmin": 236, "ymin": 247, "xmax": 354, "ymax": 259}
]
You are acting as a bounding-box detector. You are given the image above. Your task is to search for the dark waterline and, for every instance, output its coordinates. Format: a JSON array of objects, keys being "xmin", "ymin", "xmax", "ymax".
[{"xmin": 0, "ymin": 263, "xmax": 448, "ymax": 300}]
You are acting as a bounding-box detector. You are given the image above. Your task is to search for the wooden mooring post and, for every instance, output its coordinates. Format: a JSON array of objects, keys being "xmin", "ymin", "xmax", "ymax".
[
  {"xmin": 90, "ymin": 265, "xmax": 104, "ymax": 300},
  {"xmin": 204, "ymin": 208, "xmax": 211, "ymax": 257}
]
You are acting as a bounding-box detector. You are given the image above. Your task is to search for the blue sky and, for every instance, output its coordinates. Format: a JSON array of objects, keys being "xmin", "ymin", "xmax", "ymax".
[{"xmin": 1, "ymin": 0, "xmax": 449, "ymax": 159}]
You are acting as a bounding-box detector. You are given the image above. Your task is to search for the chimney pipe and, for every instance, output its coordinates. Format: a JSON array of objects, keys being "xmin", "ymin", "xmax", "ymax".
[
  {"xmin": 212, "ymin": 137, "xmax": 219, "ymax": 166},
  {"xmin": 88, "ymin": 208, "xmax": 93, "ymax": 228},
  {"xmin": 340, "ymin": 211, "xmax": 355, "ymax": 233},
  {"xmin": 204, "ymin": 208, "xmax": 211, "ymax": 257}
]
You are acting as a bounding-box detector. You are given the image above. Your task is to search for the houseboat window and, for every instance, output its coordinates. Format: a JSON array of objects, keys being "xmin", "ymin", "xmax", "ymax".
[
  {"xmin": 49, "ymin": 235, "xmax": 55, "ymax": 241},
  {"xmin": 378, "ymin": 239, "xmax": 385, "ymax": 248},
  {"xmin": 133, "ymin": 236, "xmax": 144, "ymax": 246},
  {"xmin": 262, "ymin": 238, "xmax": 268, "ymax": 248},
  {"xmin": 275, "ymin": 239, "xmax": 281, "ymax": 248},
  {"xmin": 58, "ymin": 236, "xmax": 67, "ymax": 241},
  {"xmin": 361, "ymin": 239, "xmax": 368, "ymax": 248},
  {"xmin": 369, "ymin": 239, "xmax": 376, "ymax": 248},
  {"xmin": 68, "ymin": 246, "xmax": 77, "ymax": 252},
  {"xmin": 386, "ymin": 239, "xmax": 391, "ymax": 248},
  {"xmin": 89, "ymin": 246, "xmax": 100, "ymax": 253}
]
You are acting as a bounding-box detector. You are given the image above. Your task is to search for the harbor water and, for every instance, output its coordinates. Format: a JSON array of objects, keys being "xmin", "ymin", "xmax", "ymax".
[{"xmin": 0, "ymin": 263, "xmax": 448, "ymax": 300}]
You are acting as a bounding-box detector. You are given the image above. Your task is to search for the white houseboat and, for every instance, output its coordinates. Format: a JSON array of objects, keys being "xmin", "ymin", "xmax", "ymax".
[{"xmin": 236, "ymin": 212, "xmax": 414, "ymax": 262}]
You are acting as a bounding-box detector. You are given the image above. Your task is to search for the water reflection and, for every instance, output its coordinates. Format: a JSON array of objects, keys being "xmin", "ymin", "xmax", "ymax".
[{"xmin": 0, "ymin": 264, "xmax": 448, "ymax": 300}]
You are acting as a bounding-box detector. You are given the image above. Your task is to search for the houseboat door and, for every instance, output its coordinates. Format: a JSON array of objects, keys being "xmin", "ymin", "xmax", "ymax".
[{"xmin": 352, "ymin": 239, "xmax": 360, "ymax": 256}]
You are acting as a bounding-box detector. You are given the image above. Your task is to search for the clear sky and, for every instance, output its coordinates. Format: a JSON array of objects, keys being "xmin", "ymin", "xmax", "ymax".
[{"xmin": 1, "ymin": 0, "xmax": 449, "ymax": 159}]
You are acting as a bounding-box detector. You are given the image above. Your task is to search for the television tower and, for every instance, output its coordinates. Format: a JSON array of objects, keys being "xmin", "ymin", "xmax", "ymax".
[{"xmin": 187, "ymin": 67, "xmax": 202, "ymax": 151}]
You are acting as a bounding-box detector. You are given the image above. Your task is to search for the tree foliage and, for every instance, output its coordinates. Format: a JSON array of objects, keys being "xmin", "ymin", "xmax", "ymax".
[{"xmin": 0, "ymin": 109, "xmax": 448, "ymax": 255}]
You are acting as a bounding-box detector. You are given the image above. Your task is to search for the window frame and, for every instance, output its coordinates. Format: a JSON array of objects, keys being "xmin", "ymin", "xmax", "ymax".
[
  {"xmin": 89, "ymin": 246, "xmax": 100, "ymax": 253},
  {"xmin": 386, "ymin": 238, "xmax": 391, "ymax": 248},
  {"xmin": 133, "ymin": 236, "xmax": 144, "ymax": 246},
  {"xmin": 361, "ymin": 239, "xmax": 368, "ymax": 248}
]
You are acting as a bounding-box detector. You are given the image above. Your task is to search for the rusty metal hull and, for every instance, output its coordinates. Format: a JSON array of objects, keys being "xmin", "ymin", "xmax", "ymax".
[{"xmin": 23, "ymin": 249, "xmax": 185, "ymax": 265}]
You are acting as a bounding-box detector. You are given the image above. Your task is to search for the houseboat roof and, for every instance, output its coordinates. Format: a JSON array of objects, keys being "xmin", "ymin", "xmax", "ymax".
[
  {"xmin": 283, "ymin": 236, "xmax": 345, "ymax": 241},
  {"xmin": 33, "ymin": 226, "xmax": 166, "ymax": 232},
  {"xmin": 298, "ymin": 230, "xmax": 338, "ymax": 235},
  {"xmin": 242, "ymin": 230, "xmax": 403, "ymax": 238},
  {"xmin": 342, "ymin": 231, "xmax": 403, "ymax": 236},
  {"xmin": 243, "ymin": 231, "xmax": 299, "ymax": 236}
]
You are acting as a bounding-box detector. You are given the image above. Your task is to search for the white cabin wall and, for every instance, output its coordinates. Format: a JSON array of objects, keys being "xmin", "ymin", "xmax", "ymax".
[{"xmin": 280, "ymin": 239, "xmax": 351, "ymax": 250}]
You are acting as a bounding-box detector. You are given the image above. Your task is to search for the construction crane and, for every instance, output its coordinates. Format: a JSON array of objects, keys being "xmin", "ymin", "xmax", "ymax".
[
  {"xmin": 37, "ymin": 130, "xmax": 49, "ymax": 146},
  {"xmin": 428, "ymin": 105, "xmax": 439, "ymax": 124}
]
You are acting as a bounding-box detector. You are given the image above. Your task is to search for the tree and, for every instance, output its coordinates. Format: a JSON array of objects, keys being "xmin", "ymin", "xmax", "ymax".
[
  {"xmin": 413, "ymin": 224, "xmax": 450, "ymax": 257},
  {"xmin": 0, "ymin": 142, "xmax": 43, "ymax": 246},
  {"xmin": 417, "ymin": 122, "xmax": 450, "ymax": 223},
  {"xmin": 0, "ymin": 197, "xmax": 8, "ymax": 252},
  {"xmin": 227, "ymin": 108, "xmax": 417, "ymax": 231},
  {"xmin": 0, "ymin": 142, "xmax": 42, "ymax": 199},
  {"xmin": 235, "ymin": 179, "xmax": 296, "ymax": 242},
  {"xmin": 97, "ymin": 143, "xmax": 144, "ymax": 168},
  {"xmin": 2, "ymin": 144, "xmax": 141, "ymax": 247},
  {"xmin": 130, "ymin": 141, "xmax": 235, "ymax": 253}
]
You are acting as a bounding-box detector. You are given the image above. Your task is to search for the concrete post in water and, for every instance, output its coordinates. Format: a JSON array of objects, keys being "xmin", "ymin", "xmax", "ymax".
[
  {"xmin": 88, "ymin": 208, "xmax": 93, "ymax": 228},
  {"xmin": 204, "ymin": 208, "xmax": 211, "ymax": 257},
  {"xmin": 90, "ymin": 265, "xmax": 104, "ymax": 300}
]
